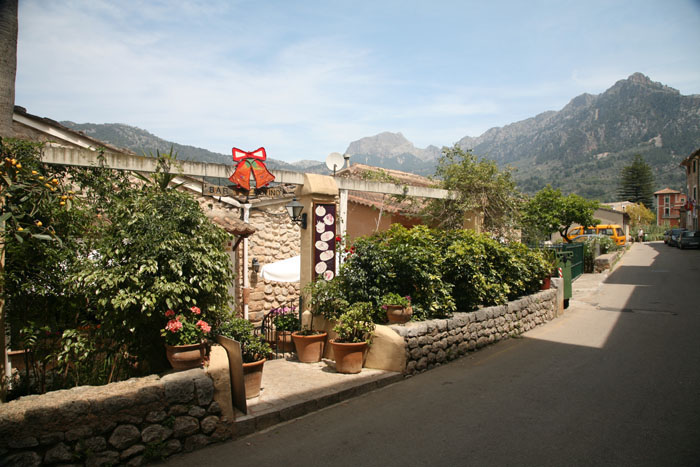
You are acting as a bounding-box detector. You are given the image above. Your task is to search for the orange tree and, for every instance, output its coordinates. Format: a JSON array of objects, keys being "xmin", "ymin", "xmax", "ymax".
[
  {"xmin": 0, "ymin": 138, "xmax": 93, "ymax": 394},
  {"xmin": 521, "ymin": 185, "xmax": 599, "ymax": 243},
  {"xmin": 2, "ymin": 140, "xmax": 235, "ymax": 396}
]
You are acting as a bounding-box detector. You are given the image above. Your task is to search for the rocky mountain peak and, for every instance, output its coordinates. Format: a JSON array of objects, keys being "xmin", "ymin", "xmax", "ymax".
[{"xmin": 346, "ymin": 131, "xmax": 440, "ymax": 161}]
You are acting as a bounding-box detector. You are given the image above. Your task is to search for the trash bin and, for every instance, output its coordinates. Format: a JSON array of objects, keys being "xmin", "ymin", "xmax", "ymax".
[{"xmin": 556, "ymin": 251, "xmax": 573, "ymax": 309}]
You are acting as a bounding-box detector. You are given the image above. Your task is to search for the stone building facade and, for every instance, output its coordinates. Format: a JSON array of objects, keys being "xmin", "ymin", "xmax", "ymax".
[{"xmin": 246, "ymin": 202, "xmax": 301, "ymax": 323}]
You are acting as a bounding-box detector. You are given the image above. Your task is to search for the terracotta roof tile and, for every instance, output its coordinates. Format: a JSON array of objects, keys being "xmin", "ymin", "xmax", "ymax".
[{"xmin": 654, "ymin": 187, "xmax": 682, "ymax": 195}]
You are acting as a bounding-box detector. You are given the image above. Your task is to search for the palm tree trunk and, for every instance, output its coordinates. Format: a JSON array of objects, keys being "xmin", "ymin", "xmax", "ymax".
[
  {"xmin": 0, "ymin": 0, "xmax": 17, "ymax": 399},
  {"xmin": 0, "ymin": 0, "xmax": 18, "ymax": 137}
]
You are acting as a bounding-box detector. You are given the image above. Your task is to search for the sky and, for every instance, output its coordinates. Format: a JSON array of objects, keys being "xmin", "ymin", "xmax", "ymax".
[{"xmin": 14, "ymin": 0, "xmax": 700, "ymax": 163}]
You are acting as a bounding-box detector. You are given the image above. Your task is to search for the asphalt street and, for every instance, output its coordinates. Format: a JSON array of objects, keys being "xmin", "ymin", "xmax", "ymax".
[{"xmin": 168, "ymin": 242, "xmax": 700, "ymax": 467}]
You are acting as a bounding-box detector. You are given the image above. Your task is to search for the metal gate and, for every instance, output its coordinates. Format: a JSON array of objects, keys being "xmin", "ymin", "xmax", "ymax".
[{"xmin": 550, "ymin": 243, "xmax": 584, "ymax": 280}]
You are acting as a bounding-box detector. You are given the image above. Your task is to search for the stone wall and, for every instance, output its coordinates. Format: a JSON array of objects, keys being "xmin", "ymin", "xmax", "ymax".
[
  {"xmin": 594, "ymin": 250, "xmax": 624, "ymax": 273},
  {"xmin": 248, "ymin": 205, "xmax": 301, "ymax": 322},
  {"xmin": 0, "ymin": 369, "xmax": 230, "ymax": 467},
  {"xmin": 390, "ymin": 288, "xmax": 559, "ymax": 375}
]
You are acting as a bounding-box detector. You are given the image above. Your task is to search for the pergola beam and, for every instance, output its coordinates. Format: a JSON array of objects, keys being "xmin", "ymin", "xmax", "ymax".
[{"xmin": 41, "ymin": 145, "xmax": 454, "ymax": 200}]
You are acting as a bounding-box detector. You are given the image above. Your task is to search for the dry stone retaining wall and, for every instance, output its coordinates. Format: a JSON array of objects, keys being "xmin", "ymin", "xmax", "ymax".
[
  {"xmin": 390, "ymin": 288, "xmax": 558, "ymax": 375},
  {"xmin": 0, "ymin": 369, "xmax": 230, "ymax": 467}
]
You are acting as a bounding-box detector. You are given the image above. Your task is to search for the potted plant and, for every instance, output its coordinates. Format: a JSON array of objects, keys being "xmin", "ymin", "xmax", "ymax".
[
  {"xmin": 294, "ymin": 278, "xmax": 348, "ymax": 363},
  {"xmin": 216, "ymin": 317, "xmax": 272, "ymax": 399},
  {"xmin": 380, "ymin": 292, "xmax": 413, "ymax": 324},
  {"xmin": 271, "ymin": 306, "xmax": 300, "ymax": 352},
  {"xmin": 330, "ymin": 302, "xmax": 376, "ymax": 374},
  {"xmin": 161, "ymin": 306, "xmax": 211, "ymax": 370},
  {"xmin": 541, "ymin": 249, "xmax": 559, "ymax": 290}
]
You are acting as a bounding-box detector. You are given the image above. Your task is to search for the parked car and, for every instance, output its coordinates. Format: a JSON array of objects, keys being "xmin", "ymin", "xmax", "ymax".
[
  {"xmin": 663, "ymin": 230, "xmax": 671, "ymax": 244},
  {"xmin": 667, "ymin": 228, "xmax": 687, "ymax": 247},
  {"xmin": 677, "ymin": 230, "xmax": 700, "ymax": 249},
  {"xmin": 567, "ymin": 224, "xmax": 626, "ymax": 246}
]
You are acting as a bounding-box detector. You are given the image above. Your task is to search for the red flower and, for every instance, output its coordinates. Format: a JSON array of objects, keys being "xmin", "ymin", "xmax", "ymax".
[
  {"xmin": 190, "ymin": 306, "xmax": 201, "ymax": 315},
  {"xmin": 335, "ymin": 235, "xmax": 342, "ymax": 242},
  {"xmin": 196, "ymin": 320, "xmax": 211, "ymax": 334},
  {"xmin": 165, "ymin": 309, "xmax": 175, "ymax": 318},
  {"xmin": 165, "ymin": 319, "xmax": 183, "ymax": 333}
]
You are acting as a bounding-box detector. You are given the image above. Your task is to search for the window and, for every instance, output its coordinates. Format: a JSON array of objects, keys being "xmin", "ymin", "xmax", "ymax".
[
  {"xmin": 664, "ymin": 207, "xmax": 670, "ymax": 217},
  {"xmin": 664, "ymin": 195, "xmax": 670, "ymax": 205},
  {"xmin": 694, "ymin": 160, "xmax": 697, "ymax": 173}
]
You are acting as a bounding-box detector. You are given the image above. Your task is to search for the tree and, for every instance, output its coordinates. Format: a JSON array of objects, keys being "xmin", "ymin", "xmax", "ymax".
[
  {"xmin": 71, "ymin": 184, "xmax": 234, "ymax": 373},
  {"xmin": 522, "ymin": 185, "xmax": 599, "ymax": 242},
  {"xmin": 625, "ymin": 202, "xmax": 655, "ymax": 230},
  {"xmin": 618, "ymin": 154, "xmax": 655, "ymax": 208},
  {"xmin": 423, "ymin": 145, "xmax": 521, "ymax": 236}
]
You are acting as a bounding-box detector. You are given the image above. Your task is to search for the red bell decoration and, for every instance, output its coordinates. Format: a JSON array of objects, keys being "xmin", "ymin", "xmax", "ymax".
[{"xmin": 228, "ymin": 147, "xmax": 275, "ymax": 191}]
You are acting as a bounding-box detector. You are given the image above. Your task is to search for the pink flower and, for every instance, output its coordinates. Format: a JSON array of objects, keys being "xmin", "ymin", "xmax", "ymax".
[
  {"xmin": 165, "ymin": 309, "xmax": 175, "ymax": 318},
  {"xmin": 165, "ymin": 319, "xmax": 183, "ymax": 333},
  {"xmin": 196, "ymin": 320, "xmax": 211, "ymax": 334},
  {"xmin": 190, "ymin": 306, "xmax": 201, "ymax": 315}
]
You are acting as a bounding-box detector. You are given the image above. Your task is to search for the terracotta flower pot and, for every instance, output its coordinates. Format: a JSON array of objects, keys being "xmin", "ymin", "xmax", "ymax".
[
  {"xmin": 330, "ymin": 340, "xmax": 368, "ymax": 374},
  {"xmin": 165, "ymin": 343, "xmax": 205, "ymax": 370},
  {"xmin": 276, "ymin": 330, "xmax": 294, "ymax": 353},
  {"xmin": 541, "ymin": 276, "xmax": 552, "ymax": 290},
  {"xmin": 242, "ymin": 358, "xmax": 266, "ymax": 399},
  {"xmin": 291, "ymin": 332, "xmax": 327, "ymax": 363},
  {"xmin": 385, "ymin": 305, "xmax": 413, "ymax": 324}
]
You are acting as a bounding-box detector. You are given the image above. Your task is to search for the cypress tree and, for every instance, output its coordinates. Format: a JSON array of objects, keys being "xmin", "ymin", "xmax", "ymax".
[{"xmin": 618, "ymin": 154, "xmax": 655, "ymax": 208}]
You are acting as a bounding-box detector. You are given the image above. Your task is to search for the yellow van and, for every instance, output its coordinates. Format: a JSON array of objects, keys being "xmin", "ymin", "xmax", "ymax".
[{"xmin": 567, "ymin": 224, "xmax": 626, "ymax": 246}]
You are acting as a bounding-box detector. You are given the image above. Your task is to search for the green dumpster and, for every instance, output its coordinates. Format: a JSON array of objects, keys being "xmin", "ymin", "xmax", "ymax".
[{"xmin": 556, "ymin": 251, "xmax": 573, "ymax": 309}]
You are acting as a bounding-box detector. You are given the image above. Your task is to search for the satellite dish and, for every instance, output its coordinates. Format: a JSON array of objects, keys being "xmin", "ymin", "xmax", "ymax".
[{"xmin": 325, "ymin": 152, "xmax": 345, "ymax": 175}]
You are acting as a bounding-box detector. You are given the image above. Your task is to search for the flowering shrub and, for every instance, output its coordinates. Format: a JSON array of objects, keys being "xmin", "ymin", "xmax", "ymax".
[
  {"xmin": 271, "ymin": 306, "xmax": 300, "ymax": 332},
  {"xmin": 161, "ymin": 306, "xmax": 212, "ymax": 346}
]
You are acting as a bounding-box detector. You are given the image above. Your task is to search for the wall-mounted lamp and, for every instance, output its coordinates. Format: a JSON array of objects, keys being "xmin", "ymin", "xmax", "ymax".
[
  {"xmin": 251, "ymin": 257, "xmax": 260, "ymax": 274},
  {"xmin": 285, "ymin": 197, "xmax": 307, "ymax": 229}
]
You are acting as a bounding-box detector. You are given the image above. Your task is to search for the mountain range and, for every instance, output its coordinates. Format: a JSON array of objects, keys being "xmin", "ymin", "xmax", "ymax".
[{"xmin": 62, "ymin": 72, "xmax": 699, "ymax": 202}]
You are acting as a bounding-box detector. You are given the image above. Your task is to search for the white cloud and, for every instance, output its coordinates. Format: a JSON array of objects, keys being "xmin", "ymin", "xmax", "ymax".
[{"xmin": 14, "ymin": 0, "xmax": 700, "ymax": 162}]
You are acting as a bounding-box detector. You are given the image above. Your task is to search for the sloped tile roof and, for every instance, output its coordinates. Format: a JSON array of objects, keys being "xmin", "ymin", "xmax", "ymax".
[{"xmin": 654, "ymin": 187, "xmax": 682, "ymax": 195}]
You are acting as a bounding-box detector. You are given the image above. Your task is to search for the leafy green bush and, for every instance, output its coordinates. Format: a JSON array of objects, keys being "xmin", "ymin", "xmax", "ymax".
[
  {"xmin": 332, "ymin": 302, "xmax": 376, "ymax": 344},
  {"xmin": 271, "ymin": 306, "xmax": 300, "ymax": 332},
  {"xmin": 341, "ymin": 225, "xmax": 455, "ymax": 321},
  {"xmin": 379, "ymin": 293, "xmax": 411, "ymax": 308},
  {"xmin": 339, "ymin": 224, "xmax": 548, "ymax": 319},
  {"xmin": 441, "ymin": 230, "xmax": 548, "ymax": 311},
  {"xmin": 72, "ymin": 186, "xmax": 234, "ymax": 373}
]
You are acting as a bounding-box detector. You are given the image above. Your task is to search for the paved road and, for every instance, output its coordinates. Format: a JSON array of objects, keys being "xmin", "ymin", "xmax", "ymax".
[{"xmin": 169, "ymin": 242, "xmax": 700, "ymax": 466}]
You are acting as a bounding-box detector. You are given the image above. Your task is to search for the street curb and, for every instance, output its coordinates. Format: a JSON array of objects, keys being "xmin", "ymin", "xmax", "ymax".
[{"xmin": 232, "ymin": 371, "xmax": 404, "ymax": 437}]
